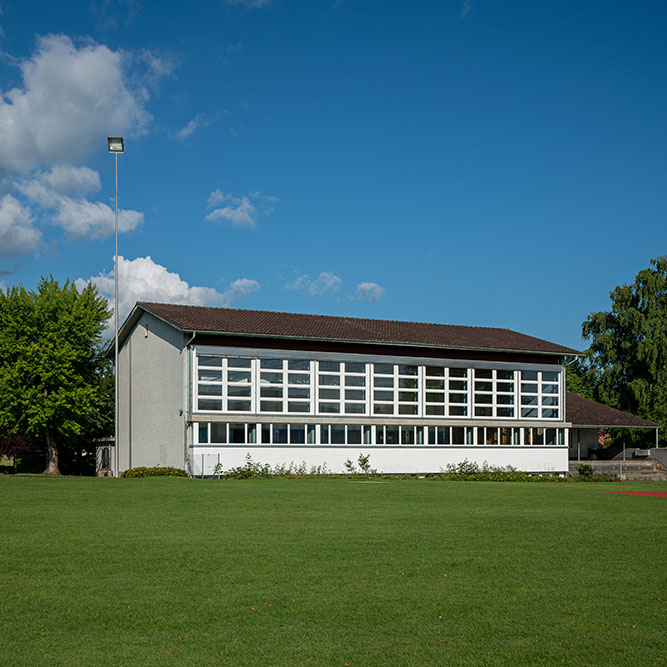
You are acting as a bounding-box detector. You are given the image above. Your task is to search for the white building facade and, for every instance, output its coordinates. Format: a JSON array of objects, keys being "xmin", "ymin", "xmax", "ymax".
[{"xmin": 111, "ymin": 302, "xmax": 582, "ymax": 476}]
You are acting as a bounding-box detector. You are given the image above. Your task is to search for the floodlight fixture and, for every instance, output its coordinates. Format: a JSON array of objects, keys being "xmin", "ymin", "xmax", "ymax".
[
  {"xmin": 108, "ymin": 136, "xmax": 124, "ymax": 476},
  {"xmin": 108, "ymin": 136, "xmax": 124, "ymax": 153}
]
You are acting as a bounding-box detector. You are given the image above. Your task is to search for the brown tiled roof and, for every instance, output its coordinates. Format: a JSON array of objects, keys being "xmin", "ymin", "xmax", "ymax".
[
  {"xmin": 135, "ymin": 302, "xmax": 580, "ymax": 355},
  {"xmin": 566, "ymin": 392, "xmax": 657, "ymax": 428}
]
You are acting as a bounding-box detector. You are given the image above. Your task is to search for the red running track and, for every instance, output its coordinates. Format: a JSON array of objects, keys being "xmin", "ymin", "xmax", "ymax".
[{"xmin": 598, "ymin": 491, "xmax": 667, "ymax": 497}]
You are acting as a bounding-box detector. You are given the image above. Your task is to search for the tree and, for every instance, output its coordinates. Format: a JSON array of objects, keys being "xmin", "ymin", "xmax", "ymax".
[
  {"xmin": 582, "ymin": 256, "xmax": 667, "ymax": 445},
  {"xmin": 564, "ymin": 356, "xmax": 595, "ymax": 400},
  {"xmin": 0, "ymin": 277, "xmax": 112, "ymax": 474}
]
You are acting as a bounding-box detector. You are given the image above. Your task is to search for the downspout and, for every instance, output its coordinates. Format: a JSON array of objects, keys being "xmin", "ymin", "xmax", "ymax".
[{"xmin": 183, "ymin": 331, "xmax": 196, "ymax": 474}]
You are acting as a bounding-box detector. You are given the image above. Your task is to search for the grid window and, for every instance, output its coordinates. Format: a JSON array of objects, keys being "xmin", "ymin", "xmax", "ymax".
[
  {"xmin": 371, "ymin": 364, "xmax": 419, "ymax": 416},
  {"xmin": 372, "ymin": 363, "xmax": 396, "ymax": 415},
  {"xmin": 197, "ymin": 355, "xmax": 253, "ymax": 412},
  {"xmin": 195, "ymin": 352, "xmax": 562, "ymax": 424},
  {"xmin": 520, "ymin": 370, "xmax": 561, "ymax": 420},
  {"xmin": 259, "ymin": 359, "xmax": 313, "ymax": 414},
  {"xmin": 424, "ymin": 366, "xmax": 446, "ymax": 416},
  {"xmin": 448, "ymin": 368, "xmax": 469, "ymax": 416},
  {"xmin": 193, "ymin": 422, "xmax": 567, "ymax": 447},
  {"xmin": 427, "ymin": 426, "xmax": 451, "ymax": 445},
  {"xmin": 317, "ymin": 361, "xmax": 369, "ymax": 415},
  {"xmin": 473, "ymin": 369, "xmax": 515, "ymax": 418}
]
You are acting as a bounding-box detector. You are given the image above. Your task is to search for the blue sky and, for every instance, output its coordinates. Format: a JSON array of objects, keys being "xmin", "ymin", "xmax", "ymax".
[{"xmin": 0, "ymin": 0, "xmax": 665, "ymax": 351}]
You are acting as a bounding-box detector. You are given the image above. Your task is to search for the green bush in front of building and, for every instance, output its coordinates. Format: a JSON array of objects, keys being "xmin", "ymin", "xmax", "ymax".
[{"xmin": 121, "ymin": 466, "xmax": 188, "ymax": 478}]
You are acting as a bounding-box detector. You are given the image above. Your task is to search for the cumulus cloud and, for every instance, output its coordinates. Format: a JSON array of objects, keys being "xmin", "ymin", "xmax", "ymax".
[
  {"xmin": 173, "ymin": 112, "xmax": 219, "ymax": 140},
  {"xmin": 40, "ymin": 165, "xmax": 101, "ymax": 197},
  {"xmin": 287, "ymin": 271, "xmax": 342, "ymax": 296},
  {"xmin": 205, "ymin": 190, "xmax": 278, "ymax": 229},
  {"xmin": 76, "ymin": 255, "xmax": 260, "ymax": 327},
  {"xmin": 18, "ymin": 168, "xmax": 143, "ymax": 240},
  {"xmin": 354, "ymin": 282, "xmax": 385, "ymax": 303},
  {"xmin": 0, "ymin": 195, "xmax": 42, "ymax": 258},
  {"xmin": 0, "ymin": 34, "xmax": 153, "ymax": 173},
  {"xmin": 225, "ymin": 278, "xmax": 261, "ymax": 301}
]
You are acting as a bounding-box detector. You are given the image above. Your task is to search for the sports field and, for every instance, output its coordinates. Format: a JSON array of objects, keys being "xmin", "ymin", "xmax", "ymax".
[{"xmin": 1, "ymin": 477, "xmax": 665, "ymax": 666}]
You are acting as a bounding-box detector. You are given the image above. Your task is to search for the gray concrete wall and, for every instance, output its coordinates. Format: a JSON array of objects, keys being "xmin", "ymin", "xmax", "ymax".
[
  {"xmin": 650, "ymin": 448, "xmax": 667, "ymax": 467},
  {"xmin": 118, "ymin": 312, "xmax": 187, "ymax": 472}
]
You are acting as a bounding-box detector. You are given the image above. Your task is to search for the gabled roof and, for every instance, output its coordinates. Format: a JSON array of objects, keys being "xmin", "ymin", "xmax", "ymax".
[
  {"xmin": 123, "ymin": 301, "xmax": 580, "ymax": 356},
  {"xmin": 565, "ymin": 392, "xmax": 657, "ymax": 429}
]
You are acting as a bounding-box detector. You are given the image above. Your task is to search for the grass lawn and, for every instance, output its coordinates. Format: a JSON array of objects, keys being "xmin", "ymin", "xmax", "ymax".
[{"xmin": 1, "ymin": 477, "xmax": 666, "ymax": 666}]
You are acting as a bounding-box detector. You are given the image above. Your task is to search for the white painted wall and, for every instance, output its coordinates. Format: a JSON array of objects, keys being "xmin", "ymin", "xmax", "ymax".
[
  {"xmin": 188, "ymin": 445, "xmax": 568, "ymax": 476},
  {"xmin": 118, "ymin": 312, "xmax": 187, "ymax": 472}
]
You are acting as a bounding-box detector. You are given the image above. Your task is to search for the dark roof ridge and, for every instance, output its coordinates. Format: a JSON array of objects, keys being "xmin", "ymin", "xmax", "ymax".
[
  {"xmin": 132, "ymin": 302, "xmax": 581, "ymax": 355},
  {"xmin": 138, "ymin": 301, "xmax": 529, "ymax": 334}
]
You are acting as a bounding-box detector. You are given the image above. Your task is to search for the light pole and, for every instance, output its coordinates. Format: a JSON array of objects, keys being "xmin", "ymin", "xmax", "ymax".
[{"xmin": 108, "ymin": 136, "xmax": 124, "ymax": 477}]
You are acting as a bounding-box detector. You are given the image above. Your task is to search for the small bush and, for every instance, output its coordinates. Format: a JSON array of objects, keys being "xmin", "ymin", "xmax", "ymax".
[
  {"xmin": 213, "ymin": 454, "xmax": 335, "ymax": 479},
  {"xmin": 573, "ymin": 463, "xmax": 618, "ymax": 482},
  {"xmin": 432, "ymin": 459, "xmax": 565, "ymax": 482},
  {"xmin": 121, "ymin": 466, "xmax": 188, "ymax": 478},
  {"xmin": 576, "ymin": 463, "xmax": 594, "ymax": 479}
]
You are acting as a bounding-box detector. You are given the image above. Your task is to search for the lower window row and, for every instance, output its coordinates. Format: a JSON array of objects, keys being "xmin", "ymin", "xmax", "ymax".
[{"xmin": 196, "ymin": 422, "xmax": 566, "ymax": 447}]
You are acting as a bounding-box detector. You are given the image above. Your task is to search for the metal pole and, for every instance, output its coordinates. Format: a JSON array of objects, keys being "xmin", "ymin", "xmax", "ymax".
[
  {"xmin": 621, "ymin": 435, "xmax": 625, "ymax": 480},
  {"xmin": 114, "ymin": 152, "xmax": 119, "ymax": 478}
]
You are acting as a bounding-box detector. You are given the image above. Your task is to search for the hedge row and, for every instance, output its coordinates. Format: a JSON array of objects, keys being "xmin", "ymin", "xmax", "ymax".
[{"xmin": 121, "ymin": 466, "xmax": 188, "ymax": 478}]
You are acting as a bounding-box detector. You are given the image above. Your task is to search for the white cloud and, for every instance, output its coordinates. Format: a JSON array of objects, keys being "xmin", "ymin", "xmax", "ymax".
[
  {"xmin": 287, "ymin": 271, "xmax": 342, "ymax": 296},
  {"xmin": 206, "ymin": 195, "xmax": 256, "ymax": 228},
  {"xmin": 354, "ymin": 282, "xmax": 385, "ymax": 303},
  {"xmin": 40, "ymin": 165, "xmax": 101, "ymax": 197},
  {"xmin": 18, "ymin": 170, "xmax": 143, "ymax": 240},
  {"xmin": 140, "ymin": 49, "xmax": 178, "ymax": 83},
  {"xmin": 53, "ymin": 197, "xmax": 143, "ymax": 239},
  {"xmin": 0, "ymin": 195, "xmax": 42, "ymax": 258},
  {"xmin": 460, "ymin": 0, "xmax": 473, "ymax": 18},
  {"xmin": 225, "ymin": 278, "xmax": 261, "ymax": 301},
  {"xmin": 205, "ymin": 189, "xmax": 278, "ymax": 229},
  {"xmin": 0, "ymin": 34, "xmax": 152, "ymax": 172},
  {"xmin": 174, "ymin": 112, "xmax": 219, "ymax": 140},
  {"xmin": 76, "ymin": 255, "xmax": 260, "ymax": 327}
]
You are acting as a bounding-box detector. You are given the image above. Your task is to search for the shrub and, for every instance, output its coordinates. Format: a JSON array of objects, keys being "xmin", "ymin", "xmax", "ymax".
[
  {"xmin": 573, "ymin": 463, "xmax": 618, "ymax": 482},
  {"xmin": 121, "ymin": 466, "xmax": 188, "ymax": 478},
  {"xmin": 576, "ymin": 463, "xmax": 594, "ymax": 479},
  {"xmin": 213, "ymin": 454, "xmax": 333, "ymax": 479},
  {"xmin": 433, "ymin": 459, "xmax": 565, "ymax": 482}
]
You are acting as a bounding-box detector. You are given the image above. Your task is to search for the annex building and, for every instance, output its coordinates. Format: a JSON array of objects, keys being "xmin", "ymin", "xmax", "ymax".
[{"xmin": 105, "ymin": 302, "xmax": 656, "ymax": 477}]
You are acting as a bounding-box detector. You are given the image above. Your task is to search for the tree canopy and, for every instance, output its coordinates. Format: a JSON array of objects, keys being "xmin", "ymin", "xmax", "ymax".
[
  {"xmin": 0, "ymin": 277, "xmax": 112, "ymax": 473},
  {"xmin": 581, "ymin": 256, "xmax": 667, "ymax": 444}
]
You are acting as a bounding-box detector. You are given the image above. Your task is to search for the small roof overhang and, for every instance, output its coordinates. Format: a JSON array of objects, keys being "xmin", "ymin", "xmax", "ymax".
[{"xmin": 565, "ymin": 392, "xmax": 658, "ymax": 430}]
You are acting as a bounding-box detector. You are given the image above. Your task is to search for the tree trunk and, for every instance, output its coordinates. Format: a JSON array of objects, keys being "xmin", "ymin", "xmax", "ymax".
[{"xmin": 44, "ymin": 430, "xmax": 59, "ymax": 475}]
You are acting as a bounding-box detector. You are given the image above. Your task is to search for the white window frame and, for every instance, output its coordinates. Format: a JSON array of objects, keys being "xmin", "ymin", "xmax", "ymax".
[{"xmin": 191, "ymin": 346, "xmax": 564, "ymax": 423}]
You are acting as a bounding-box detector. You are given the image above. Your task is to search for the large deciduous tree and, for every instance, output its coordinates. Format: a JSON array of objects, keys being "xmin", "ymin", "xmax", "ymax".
[
  {"xmin": 0, "ymin": 277, "xmax": 112, "ymax": 474},
  {"xmin": 582, "ymin": 256, "xmax": 667, "ymax": 444}
]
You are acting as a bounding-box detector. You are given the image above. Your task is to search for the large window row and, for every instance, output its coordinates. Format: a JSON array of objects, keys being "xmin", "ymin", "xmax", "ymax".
[
  {"xmin": 195, "ymin": 354, "xmax": 563, "ymax": 420},
  {"xmin": 195, "ymin": 422, "xmax": 566, "ymax": 447}
]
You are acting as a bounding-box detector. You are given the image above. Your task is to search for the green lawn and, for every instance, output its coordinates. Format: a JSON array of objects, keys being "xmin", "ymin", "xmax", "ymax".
[{"xmin": 1, "ymin": 477, "xmax": 666, "ymax": 666}]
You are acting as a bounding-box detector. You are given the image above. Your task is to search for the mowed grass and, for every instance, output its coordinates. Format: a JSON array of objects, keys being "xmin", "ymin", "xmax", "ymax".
[{"xmin": 1, "ymin": 478, "xmax": 666, "ymax": 666}]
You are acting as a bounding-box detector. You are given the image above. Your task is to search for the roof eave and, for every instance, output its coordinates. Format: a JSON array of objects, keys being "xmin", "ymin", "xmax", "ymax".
[
  {"xmin": 187, "ymin": 329, "xmax": 576, "ymax": 357},
  {"xmin": 571, "ymin": 423, "xmax": 658, "ymax": 429},
  {"xmin": 105, "ymin": 303, "xmax": 158, "ymax": 358}
]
